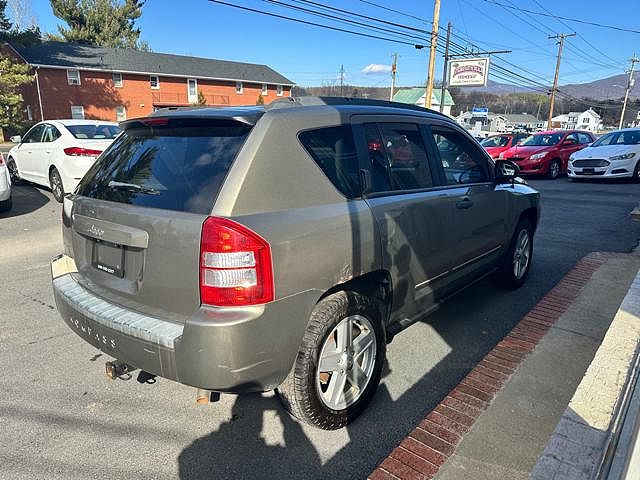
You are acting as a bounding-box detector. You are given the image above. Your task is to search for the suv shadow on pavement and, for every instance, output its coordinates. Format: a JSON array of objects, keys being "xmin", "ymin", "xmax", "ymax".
[
  {"xmin": 0, "ymin": 185, "xmax": 51, "ymax": 219},
  {"xmin": 177, "ymin": 272, "xmax": 545, "ymax": 479}
]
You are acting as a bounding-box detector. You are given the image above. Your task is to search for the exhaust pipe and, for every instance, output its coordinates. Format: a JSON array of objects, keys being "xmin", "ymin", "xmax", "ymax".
[
  {"xmin": 105, "ymin": 360, "xmax": 134, "ymax": 380},
  {"xmin": 196, "ymin": 388, "xmax": 221, "ymax": 404}
]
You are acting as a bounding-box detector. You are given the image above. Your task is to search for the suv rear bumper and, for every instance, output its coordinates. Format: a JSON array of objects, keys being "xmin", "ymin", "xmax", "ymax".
[{"xmin": 51, "ymin": 254, "xmax": 319, "ymax": 393}]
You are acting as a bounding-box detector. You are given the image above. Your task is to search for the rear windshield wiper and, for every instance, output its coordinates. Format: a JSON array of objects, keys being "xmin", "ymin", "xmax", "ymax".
[{"xmin": 107, "ymin": 180, "xmax": 161, "ymax": 195}]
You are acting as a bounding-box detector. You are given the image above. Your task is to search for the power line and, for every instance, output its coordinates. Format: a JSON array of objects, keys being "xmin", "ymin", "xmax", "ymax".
[
  {"xmin": 357, "ymin": 0, "xmax": 430, "ymax": 26},
  {"xmin": 208, "ymin": 0, "xmax": 428, "ymax": 47},
  {"xmin": 262, "ymin": 0, "xmax": 427, "ymax": 43},
  {"xmin": 482, "ymin": 0, "xmax": 640, "ymax": 35}
]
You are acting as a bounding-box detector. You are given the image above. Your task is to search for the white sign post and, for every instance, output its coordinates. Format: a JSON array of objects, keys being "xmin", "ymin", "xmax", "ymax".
[{"xmin": 448, "ymin": 58, "xmax": 490, "ymax": 87}]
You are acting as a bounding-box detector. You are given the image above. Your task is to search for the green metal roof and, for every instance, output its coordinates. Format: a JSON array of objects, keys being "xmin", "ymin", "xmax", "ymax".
[{"xmin": 392, "ymin": 87, "xmax": 455, "ymax": 106}]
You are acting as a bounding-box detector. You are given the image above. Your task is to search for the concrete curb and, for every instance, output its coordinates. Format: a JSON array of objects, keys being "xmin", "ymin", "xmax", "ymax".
[
  {"xmin": 529, "ymin": 269, "xmax": 640, "ymax": 480},
  {"xmin": 369, "ymin": 253, "xmax": 609, "ymax": 480}
]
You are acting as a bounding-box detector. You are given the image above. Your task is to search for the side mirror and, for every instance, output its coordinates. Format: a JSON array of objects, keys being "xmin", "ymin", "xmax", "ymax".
[
  {"xmin": 10, "ymin": 135, "xmax": 21, "ymax": 143},
  {"xmin": 495, "ymin": 160, "xmax": 520, "ymax": 182},
  {"xmin": 562, "ymin": 139, "xmax": 576, "ymax": 146}
]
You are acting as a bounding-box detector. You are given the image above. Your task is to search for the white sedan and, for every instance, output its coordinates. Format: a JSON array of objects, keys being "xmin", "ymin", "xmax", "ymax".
[
  {"xmin": 568, "ymin": 128, "xmax": 640, "ymax": 181},
  {"xmin": 6, "ymin": 120, "xmax": 121, "ymax": 202},
  {"xmin": 0, "ymin": 153, "xmax": 12, "ymax": 212}
]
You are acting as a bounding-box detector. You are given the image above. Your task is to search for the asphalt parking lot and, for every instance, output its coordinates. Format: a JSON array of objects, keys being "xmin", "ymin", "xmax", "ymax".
[{"xmin": 1, "ymin": 178, "xmax": 639, "ymax": 480}]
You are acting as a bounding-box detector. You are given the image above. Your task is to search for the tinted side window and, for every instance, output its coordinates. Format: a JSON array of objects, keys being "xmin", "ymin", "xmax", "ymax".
[
  {"xmin": 23, "ymin": 124, "xmax": 45, "ymax": 143},
  {"xmin": 565, "ymin": 133, "xmax": 579, "ymax": 144},
  {"xmin": 363, "ymin": 123, "xmax": 433, "ymax": 193},
  {"xmin": 42, "ymin": 125, "xmax": 61, "ymax": 142},
  {"xmin": 431, "ymin": 128, "xmax": 490, "ymax": 185},
  {"xmin": 299, "ymin": 126, "xmax": 360, "ymax": 198},
  {"xmin": 578, "ymin": 133, "xmax": 592, "ymax": 144}
]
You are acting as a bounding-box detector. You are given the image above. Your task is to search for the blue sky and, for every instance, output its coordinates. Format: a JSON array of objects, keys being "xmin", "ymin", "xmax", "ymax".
[{"xmin": 25, "ymin": 0, "xmax": 640, "ymax": 89}]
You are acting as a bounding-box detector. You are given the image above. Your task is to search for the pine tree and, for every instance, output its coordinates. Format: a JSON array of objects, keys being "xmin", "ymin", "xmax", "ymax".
[
  {"xmin": 0, "ymin": 54, "xmax": 33, "ymax": 139},
  {"xmin": 49, "ymin": 0, "xmax": 145, "ymax": 49},
  {"xmin": 0, "ymin": 1, "xmax": 11, "ymax": 32}
]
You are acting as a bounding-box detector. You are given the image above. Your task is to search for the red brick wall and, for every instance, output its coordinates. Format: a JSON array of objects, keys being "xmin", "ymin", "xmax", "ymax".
[{"xmin": 26, "ymin": 67, "xmax": 292, "ymax": 121}]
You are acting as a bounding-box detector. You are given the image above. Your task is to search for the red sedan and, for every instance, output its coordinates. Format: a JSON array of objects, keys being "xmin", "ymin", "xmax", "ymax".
[
  {"xmin": 499, "ymin": 130, "xmax": 595, "ymax": 179},
  {"xmin": 480, "ymin": 133, "xmax": 529, "ymax": 159}
]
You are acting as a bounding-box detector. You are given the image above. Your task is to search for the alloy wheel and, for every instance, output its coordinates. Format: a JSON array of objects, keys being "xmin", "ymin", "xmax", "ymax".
[
  {"xmin": 316, "ymin": 315, "xmax": 377, "ymax": 410},
  {"xmin": 7, "ymin": 160, "xmax": 19, "ymax": 183},
  {"xmin": 550, "ymin": 161, "xmax": 560, "ymax": 179},
  {"xmin": 50, "ymin": 170, "xmax": 63, "ymax": 201},
  {"xmin": 513, "ymin": 229, "xmax": 531, "ymax": 280}
]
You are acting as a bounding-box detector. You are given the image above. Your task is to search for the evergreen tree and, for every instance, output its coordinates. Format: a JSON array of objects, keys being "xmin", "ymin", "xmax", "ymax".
[
  {"xmin": 0, "ymin": 54, "xmax": 33, "ymax": 138},
  {"xmin": 49, "ymin": 0, "xmax": 145, "ymax": 49},
  {"xmin": 0, "ymin": 0, "xmax": 41, "ymax": 46}
]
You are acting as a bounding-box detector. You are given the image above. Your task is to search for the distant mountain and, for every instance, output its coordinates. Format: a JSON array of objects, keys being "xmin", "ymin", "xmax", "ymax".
[
  {"xmin": 460, "ymin": 72, "xmax": 639, "ymax": 100},
  {"xmin": 560, "ymin": 71, "xmax": 639, "ymax": 100}
]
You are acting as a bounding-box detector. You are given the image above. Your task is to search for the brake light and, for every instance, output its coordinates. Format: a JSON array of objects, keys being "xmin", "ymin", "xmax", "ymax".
[
  {"xmin": 140, "ymin": 117, "xmax": 169, "ymax": 127},
  {"xmin": 0, "ymin": 154, "xmax": 4, "ymax": 165},
  {"xmin": 64, "ymin": 147, "xmax": 103, "ymax": 157},
  {"xmin": 200, "ymin": 217, "xmax": 274, "ymax": 307}
]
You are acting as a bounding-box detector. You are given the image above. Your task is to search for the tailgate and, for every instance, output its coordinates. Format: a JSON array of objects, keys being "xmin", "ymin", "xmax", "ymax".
[{"xmin": 66, "ymin": 117, "xmax": 253, "ymax": 321}]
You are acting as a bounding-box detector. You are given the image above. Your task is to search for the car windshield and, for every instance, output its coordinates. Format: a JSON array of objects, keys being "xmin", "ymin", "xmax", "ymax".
[
  {"xmin": 591, "ymin": 131, "xmax": 640, "ymax": 147},
  {"xmin": 520, "ymin": 133, "xmax": 563, "ymax": 146},
  {"xmin": 66, "ymin": 124, "xmax": 122, "ymax": 140},
  {"xmin": 481, "ymin": 136, "xmax": 510, "ymax": 147}
]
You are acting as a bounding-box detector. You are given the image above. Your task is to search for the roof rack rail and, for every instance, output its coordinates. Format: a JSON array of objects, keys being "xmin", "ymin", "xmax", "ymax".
[{"xmin": 265, "ymin": 96, "xmax": 448, "ymax": 117}]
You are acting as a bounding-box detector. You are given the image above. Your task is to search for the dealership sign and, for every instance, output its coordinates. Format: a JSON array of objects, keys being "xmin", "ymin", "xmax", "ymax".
[{"xmin": 448, "ymin": 58, "xmax": 490, "ymax": 87}]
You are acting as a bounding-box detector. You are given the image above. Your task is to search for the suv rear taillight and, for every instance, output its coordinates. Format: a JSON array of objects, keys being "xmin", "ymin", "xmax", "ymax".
[
  {"xmin": 64, "ymin": 147, "xmax": 103, "ymax": 157},
  {"xmin": 200, "ymin": 217, "xmax": 274, "ymax": 307}
]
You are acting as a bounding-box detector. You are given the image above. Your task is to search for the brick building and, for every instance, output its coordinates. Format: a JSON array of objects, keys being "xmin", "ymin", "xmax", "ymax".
[{"xmin": 1, "ymin": 41, "xmax": 294, "ymax": 122}]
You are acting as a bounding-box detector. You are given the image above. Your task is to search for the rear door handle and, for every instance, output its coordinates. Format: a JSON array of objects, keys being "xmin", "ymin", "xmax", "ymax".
[{"xmin": 456, "ymin": 198, "xmax": 474, "ymax": 209}]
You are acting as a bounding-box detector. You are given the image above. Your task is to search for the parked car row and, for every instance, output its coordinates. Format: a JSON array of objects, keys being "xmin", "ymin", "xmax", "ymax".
[
  {"xmin": 480, "ymin": 128, "xmax": 640, "ymax": 181},
  {"xmin": 6, "ymin": 120, "xmax": 121, "ymax": 202}
]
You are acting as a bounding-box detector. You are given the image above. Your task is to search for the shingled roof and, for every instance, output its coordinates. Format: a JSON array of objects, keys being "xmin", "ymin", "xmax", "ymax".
[{"xmin": 9, "ymin": 41, "xmax": 294, "ymax": 86}]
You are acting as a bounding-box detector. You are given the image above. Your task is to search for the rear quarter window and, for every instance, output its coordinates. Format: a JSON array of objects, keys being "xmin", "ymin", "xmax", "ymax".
[
  {"xmin": 76, "ymin": 120, "xmax": 251, "ymax": 214},
  {"xmin": 299, "ymin": 126, "xmax": 361, "ymax": 198}
]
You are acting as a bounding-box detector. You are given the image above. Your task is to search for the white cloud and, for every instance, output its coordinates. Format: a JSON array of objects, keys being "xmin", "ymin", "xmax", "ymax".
[{"xmin": 362, "ymin": 64, "xmax": 392, "ymax": 74}]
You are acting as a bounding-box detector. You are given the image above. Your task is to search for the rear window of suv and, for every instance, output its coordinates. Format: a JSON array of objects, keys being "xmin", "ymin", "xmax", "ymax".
[{"xmin": 76, "ymin": 119, "xmax": 251, "ymax": 214}]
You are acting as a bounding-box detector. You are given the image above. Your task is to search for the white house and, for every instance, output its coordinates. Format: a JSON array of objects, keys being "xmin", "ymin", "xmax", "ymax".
[
  {"xmin": 551, "ymin": 108, "xmax": 602, "ymax": 132},
  {"xmin": 456, "ymin": 111, "xmax": 542, "ymax": 133}
]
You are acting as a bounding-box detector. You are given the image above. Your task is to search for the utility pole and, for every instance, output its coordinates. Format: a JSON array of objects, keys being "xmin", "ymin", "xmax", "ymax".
[
  {"xmin": 439, "ymin": 22, "xmax": 452, "ymax": 113},
  {"xmin": 389, "ymin": 53, "xmax": 398, "ymax": 101},
  {"xmin": 339, "ymin": 64, "xmax": 345, "ymax": 96},
  {"xmin": 547, "ymin": 33, "xmax": 575, "ymax": 130},
  {"xmin": 425, "ymin": 0, "xmax": 441, "ymax": 109},
  {"xmin": 619, "ymin": 54, "xmax": 639, "ymax": 129}
]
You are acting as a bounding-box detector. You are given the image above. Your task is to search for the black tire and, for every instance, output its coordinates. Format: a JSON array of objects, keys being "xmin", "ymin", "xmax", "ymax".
[
  {"xmin": 49, "ymin": 167, "xmax": 64, "ymax": 203},
  {"xmin": 7, "ymin": 158, "xmax": 21, "ymax": 185},
  {"xmin": 0, "ymin": 195, "xmax": 11, "ymax": 212},
  {"xmin": 495, "ymin": 218, "xmax": 533, "ymax": 290},
  {"xmin": 276, "ymin": 290, "xmax": 386, "ymax": 430},
  {"xmin": 548, "ymin": 159, "xmax": 561, "ymax": 179},
  {"xmin": 633, "ymin": 161, "xmax": 640, "ymax": 183}
]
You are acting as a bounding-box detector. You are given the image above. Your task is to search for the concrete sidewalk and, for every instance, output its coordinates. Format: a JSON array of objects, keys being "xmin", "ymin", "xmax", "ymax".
[{"xmin": 369, "ymin": 252, "xmax": 640, "ymax": 480}]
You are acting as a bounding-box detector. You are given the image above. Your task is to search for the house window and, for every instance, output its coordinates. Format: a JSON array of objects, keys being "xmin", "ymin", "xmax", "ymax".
[
  {"xmin": 113, "ymin": 72, "xmax": 123, "ymax": 87},
  {"xmin": 236, "ymin": 81, "xmax": 243, "ymax": 94},
  {"xmin": 261, "ymin": 83, "xmax": 268, "ymax": 95},
  {"xmin": 583, "ymin": 117, "xmax": 590, "ymax": 124},
  {"xmin": 276, "ymin": 85, "xmax": 283, "ymax": 96},
  {"xmin": 187, "ymin": 79, "xmax": 197, "ymax": 100},
  {"xmin": 70, "ymin": 106, "xmax": 85, "ymax": 119},
  {"xmin": 67, "ymin": 69, "xmax": 81, "ymax": 85},
  {"xmin": 150, "ymin": 75, "xmax": 159, "ymax": 89},
  {"xmin": 26, "ymin": 105, "xmax": 32, "ymax": 120},
  {"xmin": 115, "ymin": 106, "xmax": 126, "ymax": 121}
]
